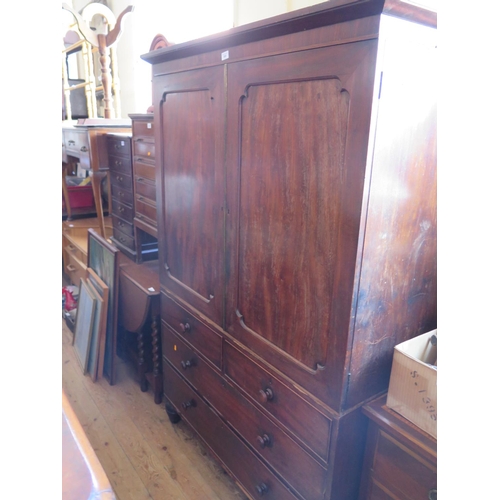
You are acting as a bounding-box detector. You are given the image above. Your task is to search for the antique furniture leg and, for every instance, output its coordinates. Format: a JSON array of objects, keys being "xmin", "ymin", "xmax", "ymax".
[
  {"xmin": 150, "ymin": 314, "xmax": 162, "ymax": 404},
  {"xmin": 90, "ymin": 170, "xmax": 108, "ymax": 238},
  {"xmin": 137, "ymin": 329, "xmax": 148, "ymax": 392}
]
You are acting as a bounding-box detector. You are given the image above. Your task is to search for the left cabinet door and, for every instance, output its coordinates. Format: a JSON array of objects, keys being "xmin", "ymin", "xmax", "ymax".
[{"xmin": 153, "ymin": 66, "xmax": 226, "ymax": 326}]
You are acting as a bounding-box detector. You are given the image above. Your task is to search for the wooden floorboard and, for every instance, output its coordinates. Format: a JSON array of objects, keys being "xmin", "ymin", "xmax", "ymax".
[{"xmin": 62, "ymin": 307, "xmax": 246, "ymax": 500}]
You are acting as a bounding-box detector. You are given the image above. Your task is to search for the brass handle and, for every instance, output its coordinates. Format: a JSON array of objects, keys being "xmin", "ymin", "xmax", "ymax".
[
  {"xmin": 114, "ymin": 144, "xmax": 121, "ymax": 150},
  {"xmin": 119, "ymin": 207, "xmax": 125, "ymax": 212},
  {"xmin": 181, "ymin": 399, "xmax": 196, "ymax": 410},
  {"xmin": 257, "ymin": 434, "xmax": 271, "ymax": 449},
  {"xmin": 181, "ymin": 359, "xmax": 196, "ymax": 370},
  {"xmin": 136, "ymin": 214, "xmax": 143, "ymax": 219},
  {"xmin": 118, "ymin": 221, "xmax": 124, "ymax": 227},
  {"xmin": 118, "ymin": 191, "xmax": 125, "ymax": 197},
  {"xmin": 255, "ymin": 483, "xmax": 268, "ymax": 496},
  {"xmin": 80, "ymin": 146, "xmax": 88, "ymax": 153},
  {"xmin": 67, "ymin": 244, "xmax": 75, "ymax": 251},
  {"xmin": 137, "ymin": 177, "xmax": 144, "ymax": 182},
  {"xmin": 138, "ymin": 196, "xmax": 144, "ymax": 201},
  {"xmin": 115, "ymin": 160, "xmax": 122, "ymax": 167},
  {"xmin": 179, "ymin": 322, "xmax": 191, "ymax": 333},
  {"xmin": 258, "ymin": 388, "xmax": 274, "ymax": 403},
  {"xmin": 118, "ymin": 176, "xmax": 123, "ymax": 181}
]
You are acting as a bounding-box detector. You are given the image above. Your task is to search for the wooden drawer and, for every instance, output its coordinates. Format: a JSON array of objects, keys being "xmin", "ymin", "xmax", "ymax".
[
  {"xmin": 163, "ymin": 362, "xmax": 298, "ymax": 500},
  {"xmin": 107, "ymin": 135, "xmax": 131, "ymax": 158},
  {"xmin": 110, "ymin": 183, "xmax": 134, "ymax": 206},
  {"xmin": 108, "ymin": 153, "xmax": 132, "ymax": 173},
  {"xmin": 135, "ymin": 177, "xmax": 156, "ymax": 202},
  {"xmin": 64, "ymin": 241, "xmax": 85, "ymax": 264},
  {"xmin": 112, "ymin": 227, "xmax": 136, "ymax": 252},
  {"xmin": 161, "ymin": 293, "xmax": 222, "ymax": 369},
  {"xmin": 225, "ymin": 342, "xmax": 332, "ymax": 463},
  {"xmin": 111, "ymin": 198, "xmax": 134, "ymax": 223},
  {"xmin": 162, "ymin": 326, "xmax": 327, "ymax": 500},
  {"xmin": 370, "ymin": 430, "xmax": 437, "ymax": 499},
  {"xmin": 135, "ymin": 198, "xmax": 157, "ymax": 224},
  {"xmin": 110, "ymin": 170, "xmax": 133, "ymax": 191},
  {"xmin": 134, "ymin": 139, "xmax": 155, "ymax": 160},
  {"xmin": 132, "ymin": 120, "xmax": 154, "ymax": 138},
  {"xmin": 134, "ymin": 159, "xmax": 156, "ymax": 181},
  {"xmin": 112, "ymin": 215, "xmax": 134, "ymax": 238},
  {"xmin": 64, "ymin": 129, "xmax": 89, "ymax": 154},
  {"xmin": 64, "ymin": 249, "xmax": 87, "ymax": 286}
]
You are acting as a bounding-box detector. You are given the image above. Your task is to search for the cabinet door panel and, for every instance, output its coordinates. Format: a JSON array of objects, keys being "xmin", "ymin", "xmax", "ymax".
[
  {"xmin": 226, "ymin": 40, "xmax": 378, "ymax": 408},
  {"xmin": 155, "ymin": 66, "xmax": 225, "ymax": 326}
]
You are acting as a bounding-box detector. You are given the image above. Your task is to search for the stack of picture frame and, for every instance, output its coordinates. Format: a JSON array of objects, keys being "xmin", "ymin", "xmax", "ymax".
[{"xmin": 72, "ymin": 228, "xmax": 122, "ymax": 384}]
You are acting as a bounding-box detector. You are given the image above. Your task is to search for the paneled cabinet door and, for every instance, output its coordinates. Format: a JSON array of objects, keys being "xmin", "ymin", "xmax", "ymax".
[
  {"xmin": 225, "ymin": 40, "xmax": 378, "ymax": 409},
  {"xmin": 154, "ymin": 66, "xmax": 225, "ymax": 326}
]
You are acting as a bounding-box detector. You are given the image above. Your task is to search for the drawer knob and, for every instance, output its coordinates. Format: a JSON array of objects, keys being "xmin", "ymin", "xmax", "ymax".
[
  {"xmin": 257, "ymin": 434, "xmax": 271, "ymax": 449},
  {"xmin": 179, "ymin": 322, "xmax": 191, "ymax": 333},
  {"xmin": 181, "ymin": 399, "xmax": 196, "ymax": 410},
  {"xmin": 258, "ymin": 388, "xmax": 274, "ymax": 403},
  {"xmin": 428, "ymin": 489, "xmax": 437, "ymax": 500},
  {"xmin": 115, "ymin": 160, "xmax": 122, "ymax": 166},
  {"xmin": 255, "ymin": 483, "xmax": 268, "ymax": 496},
  {"xmin": 181, "ymin": 359, "xmax": 196, "ymax": 370}
]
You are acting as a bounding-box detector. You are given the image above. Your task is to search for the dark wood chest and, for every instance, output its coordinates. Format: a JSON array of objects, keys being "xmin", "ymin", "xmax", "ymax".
[{"xmin": 142, "ymin": 2, "xmax": 437, "ymax": 498}]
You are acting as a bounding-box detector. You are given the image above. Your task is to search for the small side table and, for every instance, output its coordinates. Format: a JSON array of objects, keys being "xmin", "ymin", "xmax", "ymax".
[
  {"xmin": 118, "ymin": 259, "xmax": 162, "ymax": 403},
  {"xmin": 359, "ymin": 394, "xmax": 437, "ymax": 500}
]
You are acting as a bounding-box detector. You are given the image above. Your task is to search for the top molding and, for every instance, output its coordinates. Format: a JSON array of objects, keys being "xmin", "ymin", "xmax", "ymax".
[{"xmin": 141, "ymin": 0, "xmax": 436, "ymax": 66}]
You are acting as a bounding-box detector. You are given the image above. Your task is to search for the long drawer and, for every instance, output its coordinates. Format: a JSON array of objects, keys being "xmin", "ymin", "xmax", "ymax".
[
  {"xmin": 163, "ymin": 361, "xmax": 298, "ymax": 500},
  {"xmin": 111, "ymin": 215, "xmax": 134, "ymax": 238},
  {"xmin": 135, "ymin": 198, "xmax": 157, "ymax": 224},
  {"xmin": 134, "ymin": 139, "xmax": 155, "ymax": 160},
  {"xmin": 111, "ymin": 198, "xmax": 134, "ymax": 223},
  {"xmin": 110, "ymin": 170, "xmax": 133, "ymax": 191},
  {"xmin": 135, "ymin": 177, "xmax": 156, "ymax": 202},
  {"xmin": 134, "ymin": 159, "xmax": 156, "ymax": 181},
  {"xmin": 162, "ymin": 326, "xmax": 327, "ymax": 500},
  {"xmin": 161, "ymin": 293, "xmax": 222, "ymax": 369},
  {"xmin": 225, "ymin": 342, "xmax": 332, "ymax": 463},
  {"xmin": 108, "ymin": 153, "xmax": 132, "ymax": 173}
]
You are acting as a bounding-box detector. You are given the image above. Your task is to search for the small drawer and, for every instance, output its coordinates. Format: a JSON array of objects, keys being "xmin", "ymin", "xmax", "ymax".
[
  {"xmin": 134, "ymin": 139, "xmax": 155, "ymax": 160},
  {"xmin": 162, "ymin": 326, "xmax": 327, "ymax": 500},
  {"xmin": 64, "ymin": 129, "xmax": 89, "ymax": 154},
  {"xmin": 112, "ymin": 215, "xmax": 134, "ymax": 238},
  {"xmin": 111, "ymin": 198, "xmax": 134, "ymax": 223},
  {"xmin": 132, "ymin": 120, "xmax": 154, "ymax": 138},
  {"xmin": 110, "ymin": 184, "xmax": 134, "ymax": 206},
  {"xmin": 371, "ymin": 430, "xmax": 437, "ymax": 499},
  {"xmin": 135, "ymin": 198, "xmax": 157, "ymax": 224},
  {"xmin": 110, "ymin": 170, "xmax": 133, "ymax": 191},
  {"xmin": 134, "ymin": 159, "xmax": 156, "ymax": 181},
  {"xmin": 163, "ymin": 362, "xmax": 297, "ymax": 500},
  {"xmin": 107, "ymin": 135, "xmax": 131, "ymax": 158},
  {"xmin": 64, "ymin": 242, "xmax": 85, "ymax": 264},
  {"xmin": 112, "ymin": 228, "xmax": 136, "ymax": 252},
  {"xmin": 135, "ymin": 177, "xmax": 156, "ymax": 202},
  {"xmin": 225, "ymin": 342, "xmax": 332, "ymax": 463},
  {"xmin": 161, "ymin": 293, "xmax": 222, "ymax": 369},
  {"xmin": 108, "ymin": 153, "xmax": 132, "ymax": 173},
  {"xmin": 64, "ymin": 249, "xmax": 87, "ymax": 286}
]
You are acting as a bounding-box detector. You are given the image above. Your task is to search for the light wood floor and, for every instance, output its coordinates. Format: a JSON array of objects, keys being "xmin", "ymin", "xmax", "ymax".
[{"xmin": 62, "ymin": 306, "xmax": 247, "ymax": 500}]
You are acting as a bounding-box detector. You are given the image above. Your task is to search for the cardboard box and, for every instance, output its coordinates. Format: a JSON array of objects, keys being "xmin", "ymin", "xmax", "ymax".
[{"xmin": 386, "ymin": 329, "xmax": 437, "ymax": 438}]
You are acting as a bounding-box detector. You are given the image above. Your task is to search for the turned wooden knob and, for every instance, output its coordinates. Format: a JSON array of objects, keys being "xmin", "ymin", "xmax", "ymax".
[
  {"xmin": 179, "ymin": 322, "xmax": 191, "ymax": 333},
  {"xmin": 257, "ymin": 434, "xmax": 271, "ymax": 448},
  {"xmin": 181, "ymin": 399, "xmax": 196, "ymax": 410},
  {"xmin": 255, "ymin": 483, "xmax": 268, "ymax": 496},
  {"xmin": 258, "ymin": 388, "xmax": 274, "ymax": 403}
]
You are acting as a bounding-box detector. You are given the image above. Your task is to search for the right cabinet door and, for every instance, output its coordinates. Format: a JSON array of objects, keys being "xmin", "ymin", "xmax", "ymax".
[
  {"xmin": 225, "ymin": 40, "xmax": 378, "ymax": 408},
  {"xmin": 154, "ymin": 66, "xmax": 226, "ymax": 327}
]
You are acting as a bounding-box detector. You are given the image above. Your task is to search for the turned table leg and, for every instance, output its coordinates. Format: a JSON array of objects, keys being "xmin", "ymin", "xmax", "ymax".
[{"xmin": 151, "ymin": 315, "xmax": 163, "ymax": 404}]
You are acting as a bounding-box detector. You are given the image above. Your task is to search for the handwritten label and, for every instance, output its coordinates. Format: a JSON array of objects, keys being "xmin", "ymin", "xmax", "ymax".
[
  {"xmin": 221, "ymin": 50, "xmax": 229, "ymax": 61},
  {"xmin": 411, "ymin": 370, "xmax": 437, "ymax": 421},
  {"xmin": 147, "ymin": 123, "xmax": 152, "ymax": 129}
]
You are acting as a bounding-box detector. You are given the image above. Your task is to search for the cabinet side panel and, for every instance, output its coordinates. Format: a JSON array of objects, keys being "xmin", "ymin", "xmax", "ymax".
[{"xmin": 347, "ymin": 19, "xmax": 437, "ymax": 409}]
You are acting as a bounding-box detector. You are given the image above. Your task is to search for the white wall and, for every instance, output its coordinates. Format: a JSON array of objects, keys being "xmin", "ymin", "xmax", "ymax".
[{"xmin": 63, "ymin": 0, "xmax": 328, "ymax": 117}]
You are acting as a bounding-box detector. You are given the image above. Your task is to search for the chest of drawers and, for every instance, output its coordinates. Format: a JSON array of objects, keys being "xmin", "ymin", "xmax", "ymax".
[
  {"xmin": 129, "ymin": 114, "xmax": 159, "ymax": 262},
  {"xmin": 108, "ymin": 131, "xmax": 158, "ymax": 262},
  {"xmin": 359, "ymin": 395, "xmax": 437, "ymax": 500}
]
